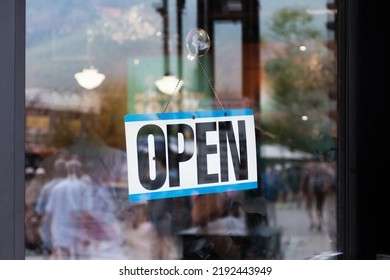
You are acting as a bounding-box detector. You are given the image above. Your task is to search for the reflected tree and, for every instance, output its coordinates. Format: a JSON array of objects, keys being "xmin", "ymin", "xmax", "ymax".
[{"xmin": 262, "ymin": 7, "xmax": 336, "ymax": 158}]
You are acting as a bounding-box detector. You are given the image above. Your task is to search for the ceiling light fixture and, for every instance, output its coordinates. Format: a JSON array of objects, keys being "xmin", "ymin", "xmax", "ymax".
[
  {"xmin": 74, "ymin": 66, "xmax": 106, "ymax": 90},
  {"xmin": 155, "ymin": 73, "xmax": 183, "ymax": 95}
]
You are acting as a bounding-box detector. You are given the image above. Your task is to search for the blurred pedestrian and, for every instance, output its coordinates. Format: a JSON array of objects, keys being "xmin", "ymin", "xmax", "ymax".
[
  {"xmin": 146, "ymin": 158, "xmax": 178, "ymax": 259},
  {"xmin": 287, "ymin": 163, "xmax": 302, "ymax": 208},
  {"xmin": 25, "ymin": 167, "xmax": 47, "ymax": 251},
  {"xmin": 324, "ymin": 161, "xmax": 337, "ymax": 249},
  {"xmin": 262, "ymin": 164, "xmax": 280, "ymax": 227},
  {"xmin": 45, "ymin": 156, "xmax": 94, "ymax": 259},
  {"xmin": 301, "ymin": 162, "xmax": 327, "ymax": 232},
  {"xmin": 84, "ymin": 174, "xmax": 126, "ymax": 259},
  {"xmin": 35, "ymin": 156, "xmax": 67, "ymax": 254}
]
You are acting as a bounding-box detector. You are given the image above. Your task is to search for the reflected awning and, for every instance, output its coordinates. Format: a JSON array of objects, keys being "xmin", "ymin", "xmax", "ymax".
[{"xmin": 260, "ymin": 144, "xmax": 313, "ymax": 160}]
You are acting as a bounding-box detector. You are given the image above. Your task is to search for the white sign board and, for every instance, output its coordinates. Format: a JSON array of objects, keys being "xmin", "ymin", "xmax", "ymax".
[{"xmin": 124, "ymin": 109, "xmax": 257, "ymax": 201}]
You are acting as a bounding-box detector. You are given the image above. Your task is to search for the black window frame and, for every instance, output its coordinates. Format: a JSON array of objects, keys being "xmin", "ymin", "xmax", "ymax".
[
  {"xmin": 339, "ymin": 0, "xmax": 388, "ymax": 259},
  {"xmin": 0, "ymin": 0, "xmax": 25, "ymax": 260}
]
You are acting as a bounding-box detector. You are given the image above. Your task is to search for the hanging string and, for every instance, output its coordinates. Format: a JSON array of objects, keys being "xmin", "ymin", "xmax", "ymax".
[
  {"xmin": 160, "ymin": 57, "xmax": 225, "ymax": 113},
  {"xmin": 161, "ymin": 55, "xmax": 190, "ymax": 114},
  {"xmin": 160, "ymin": 28, "xmax": 225, "ymax": 114},
  {"xmin": 196, "ymin": 57, "xmax": 224, "ymax": 110},
  {"xmin": 162, "ymin": 78, "xmax": 183, "ymax": 113}
]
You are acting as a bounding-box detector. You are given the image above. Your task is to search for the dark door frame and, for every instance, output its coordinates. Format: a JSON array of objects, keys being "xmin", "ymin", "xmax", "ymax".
[
  {"xmin": 0, "ymin": 0, "xmax": 26, "ymax": 259},
  {"xmin": 339, "ymin": 0, "xmax": 388, "ymax": 259}
]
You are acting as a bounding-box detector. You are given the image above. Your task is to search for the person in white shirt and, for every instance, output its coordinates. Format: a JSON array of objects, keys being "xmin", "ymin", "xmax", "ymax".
[
  {"xmin": 35, "ymin": 156, "xmax": 67, "ymax": 253},
  {"xmin": 45, "ymin": 155, "xmax": 94, "ymax": 259}
]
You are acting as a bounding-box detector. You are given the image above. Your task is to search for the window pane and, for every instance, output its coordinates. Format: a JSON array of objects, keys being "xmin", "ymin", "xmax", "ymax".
[{"xmin": 25, "ymin": 0, "xmax": 338, "ymax": 260}]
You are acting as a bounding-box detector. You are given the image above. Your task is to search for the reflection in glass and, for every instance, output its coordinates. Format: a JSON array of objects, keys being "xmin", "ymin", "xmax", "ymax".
[
  {"xmin": 74, "ymin": 67, "xmax": 106, "ymax": 90},
  {"xmin": 26, "ymin": 0, "xmax": 337, "ymax": 260}
]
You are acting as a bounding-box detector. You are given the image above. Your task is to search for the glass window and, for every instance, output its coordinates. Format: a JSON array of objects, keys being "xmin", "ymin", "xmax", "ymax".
[{"xmin": 25, "ymin": 0, "xmax": 338, "ymax": 260}]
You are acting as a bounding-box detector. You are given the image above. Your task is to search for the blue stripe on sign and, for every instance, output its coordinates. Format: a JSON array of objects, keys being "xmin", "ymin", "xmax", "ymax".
[
  {"xmin": 124, "ymin": 108, "xmax": 253, "ymax": 122},
  {"xmin": 128, "ymin": 181, "xmax": 258, "ymax": 202}
]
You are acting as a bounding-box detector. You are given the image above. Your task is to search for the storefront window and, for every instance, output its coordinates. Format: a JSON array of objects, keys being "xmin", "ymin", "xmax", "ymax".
[{"xmin": 25, "ymin": 0, "xmax": 338, "ymax": 260}]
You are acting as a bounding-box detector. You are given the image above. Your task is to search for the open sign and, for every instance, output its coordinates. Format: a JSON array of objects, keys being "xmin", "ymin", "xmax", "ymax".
[{"xmin": 124, "ymin": 109, "xmax": 258, "ymax": 201}]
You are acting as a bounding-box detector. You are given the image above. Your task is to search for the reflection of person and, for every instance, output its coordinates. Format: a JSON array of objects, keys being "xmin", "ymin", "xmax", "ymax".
[
  {"xmin": 134, "ymin": 138, "xmax": 178, "ymax": 259},
  {"xmin": 122, "ymin": 200, "xmax": 156, "ymax": 259},
  {"xmin": 148, "ymin": 198, "xmax": 175, "ymax": 259},
  {"xmin": 324, "ymin": 161, "xmax": 337, "ymax": 249},
  {"xmin": 84, "ymin": 174, "xmax": 125, "ymax": 259},
  {"xmin": 25, "ymin": 167, "xmax": 35, "ymax": 185},
  {"xmin": 147, "ymin": 159, "xmax": 176, "ymax": 259},
  {"xmin": 35, "ymin": 157, "xmax": 67, "ymax": 253},
  {"xmin": 287, "ymin": 163, "xmax": 302, "ymax": 208},
  {"xmin": 45, "ymin": 156, "xmax": 94, "ymax": 259},
  {"xmin": 25, "ymin": 167, "xmax": 47, "ymax": 251},
  {"xmin": 262, "ymin": 164, "xmax": 280, "ymax": 227},
  {"xmin": 278, "ymin": 164, "xmax": 290, "ymax": 206},
  {"xmin": 301, "ymin": 162, "xmax": 327, "ymax": 231}
]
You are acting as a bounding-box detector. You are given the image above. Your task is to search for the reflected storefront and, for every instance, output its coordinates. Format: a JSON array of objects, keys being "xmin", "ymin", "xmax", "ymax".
[{"xmin": 23, "ymin": 0, "xmax": 338, "ymax": 260}]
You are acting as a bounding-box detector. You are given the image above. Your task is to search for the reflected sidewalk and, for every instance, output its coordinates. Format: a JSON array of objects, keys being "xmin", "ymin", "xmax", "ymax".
[{"xmin": 275, "ymin": 203, "xmax": 334, "ymax": 259}]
